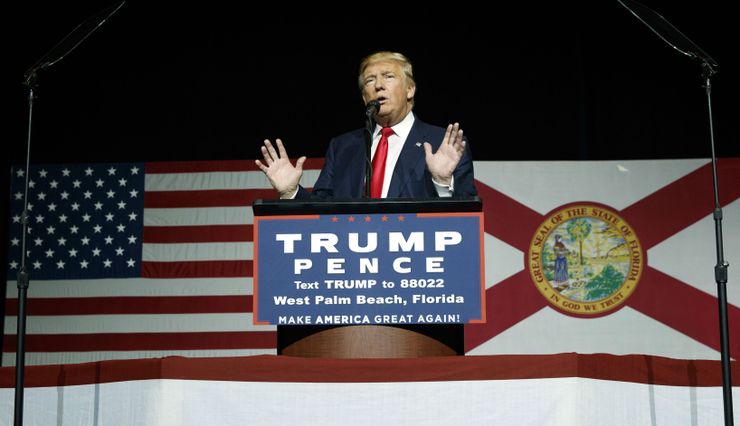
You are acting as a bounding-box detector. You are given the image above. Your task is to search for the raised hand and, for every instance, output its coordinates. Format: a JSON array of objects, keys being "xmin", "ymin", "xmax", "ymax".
[
  {"xmin": 255, "ymin": 139, "xmax": 306, "ymax": 199},
  {"xmin": 423, "ymin": 123, "xmax": 466, "ymax": 186}
]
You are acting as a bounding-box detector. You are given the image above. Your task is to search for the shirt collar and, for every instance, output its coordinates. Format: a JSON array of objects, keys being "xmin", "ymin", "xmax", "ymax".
[{"xmin": 373, "ymin": 111, "xmax": 415, "ymax": 141}]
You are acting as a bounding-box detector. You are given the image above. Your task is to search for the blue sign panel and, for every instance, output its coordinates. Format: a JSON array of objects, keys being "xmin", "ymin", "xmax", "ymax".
[{"xmin": 254, "ymin": 212, "xmax": 485, "ymax": 325}]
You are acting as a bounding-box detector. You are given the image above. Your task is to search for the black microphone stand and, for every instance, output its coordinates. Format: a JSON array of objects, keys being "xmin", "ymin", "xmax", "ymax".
[
  {"xmin": 701, "ymin": 61, "xmax": 734, "ymax": 426},
  {"xmin": 617, "ymin": 1, "xmax": 732, "ymax": 424},
  {"xmin": 13, "ymin": 73, "xmax": 37, "ymax": 426},
  {"xmin": 363, "ymin": 109, "xmax": 375, "ymax": 198},
  {"xmin": 14, "ymin": 2, "xmax": 125, "ymax": 425}
]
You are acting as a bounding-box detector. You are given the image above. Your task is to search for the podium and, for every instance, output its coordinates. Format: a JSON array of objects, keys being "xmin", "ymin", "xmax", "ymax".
[{"xmin": 253, "ymin": 197, "xmax": 483, "ymax": 358}]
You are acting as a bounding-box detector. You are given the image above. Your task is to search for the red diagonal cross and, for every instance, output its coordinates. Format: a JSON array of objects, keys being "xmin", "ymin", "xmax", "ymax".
[{"xmin": 466, "ymin": 159, "xmax": 740, "ymax": 355}]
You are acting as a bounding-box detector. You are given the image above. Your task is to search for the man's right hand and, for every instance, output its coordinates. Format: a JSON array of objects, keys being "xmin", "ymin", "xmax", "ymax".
[{"xmin": 255, "ymin": 139, "xmax": 306, "ymax": 199}]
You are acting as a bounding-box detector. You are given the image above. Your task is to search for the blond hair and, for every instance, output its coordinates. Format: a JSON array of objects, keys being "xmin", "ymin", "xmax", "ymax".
[{"xmin": 358, "ymin": 51, "xmax": 416, "ymax": 104}]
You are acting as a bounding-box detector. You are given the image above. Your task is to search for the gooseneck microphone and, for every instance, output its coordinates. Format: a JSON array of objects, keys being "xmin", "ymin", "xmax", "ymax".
[
  {"xmin": 365, "ymin": 99, "xmax": 381, "ymax": 117},
  {"xmin": 363, "ymin": 100, "xmax": 380, "ymax": 197}
]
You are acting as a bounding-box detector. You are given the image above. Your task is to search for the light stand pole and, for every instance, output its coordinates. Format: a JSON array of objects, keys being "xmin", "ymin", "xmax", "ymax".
[
  {"xmin": 13, "ymin": 74, "xmax": 37, "ymax": 426},
  {"xmin": 617, "ymin": 1, "xmax": 732, "ymax": 424},
  {"xmin": 701, "ymin": 61, "xmax": 733, "ymax": 426},
  {"xmin": 14, "ymin": 2, "xmax": 126, "ymax": 424}
]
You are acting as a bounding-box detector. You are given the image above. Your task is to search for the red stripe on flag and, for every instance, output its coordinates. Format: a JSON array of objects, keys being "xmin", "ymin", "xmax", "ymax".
[
  {"xmin": 3, "ymin": 331, "xmax": 276, "ymax": 352},
  {"xmin": 621, "ymin": 161, "xmax": 740, "ymax": 249},
  {"xmin": 145, "ymin": 159, "xmax": 324, "ymax": 174},
  {"xmin": 717, "ymin": 158, "xmax": 740, "ymax": 205},
  {"xmin": 628, "ymin": 267, "xmax": 740, "ymax": 356},
  {"xmin": 141, "ymin": 260, "xmax": 253, "ymax": 278},
  {"xmin": 143, "ymin": 225, "xmax": 253, "ymax": 243},
  {"xmin": 144, "ymin": 189, "xmax": 277, "ymax": 208},
  {"xmin": 465, "ymin": 271, "xmax": 548, "ymax": 352},
  {"xmin": 475, "ymin": 181, "xmax": 544, "ymax": 252},
  {"xmin": 621, "ymin": 165, "xmax": 713, "ymax": 249},
  {"xmin": 5, "ymin": 296, "xmax": 253, "ymax": 316}
]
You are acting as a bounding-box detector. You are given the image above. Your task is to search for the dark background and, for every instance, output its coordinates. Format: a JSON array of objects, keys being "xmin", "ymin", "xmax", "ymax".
[
  {"xmin": 2, "ymin": 1, "xmax": 738, "ymax": 347},
  {"xmin": 5, "ymin": 1, "xmax": 739, "ymax": 164}
]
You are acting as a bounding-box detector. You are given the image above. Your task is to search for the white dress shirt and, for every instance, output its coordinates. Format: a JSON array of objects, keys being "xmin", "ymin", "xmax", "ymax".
[{"xmin": 371, "ymin": 112, "xmax": 453, "ymax": 198}]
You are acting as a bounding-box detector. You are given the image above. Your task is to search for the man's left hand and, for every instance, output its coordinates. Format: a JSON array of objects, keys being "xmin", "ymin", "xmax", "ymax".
[{"xmin": 424, "ymin": 122, "xmax": 466, "ymax": 186}]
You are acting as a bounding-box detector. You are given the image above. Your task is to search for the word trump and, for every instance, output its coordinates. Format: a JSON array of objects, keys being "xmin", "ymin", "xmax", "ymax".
[{"xmin": 275, "ymin": 231, "xmax": 463, "ymax": 275}]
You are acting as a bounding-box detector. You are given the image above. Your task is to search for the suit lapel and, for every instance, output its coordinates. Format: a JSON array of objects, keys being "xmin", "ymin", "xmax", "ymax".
[
  {"xmin": 351, "ymin": 144, "xmax": 368, "ymax": 197},
  {"xmin": 340, "ymin": 136, "xmax": 368, "ymax": 198},
  {"xmin": 387, "ymin": 120, "xmax": 427, "ymax": 198}
]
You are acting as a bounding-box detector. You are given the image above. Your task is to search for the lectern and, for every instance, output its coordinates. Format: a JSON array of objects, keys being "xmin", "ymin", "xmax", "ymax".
[{"xmin": 252, "ymin": 197, "xmax": 484, "ymax": 358}]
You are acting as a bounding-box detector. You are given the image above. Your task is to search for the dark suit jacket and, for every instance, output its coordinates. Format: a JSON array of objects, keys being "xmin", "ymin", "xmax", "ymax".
[{"xmin": 296, "ymin": 116, "xmax": 476, "ymax": 199}]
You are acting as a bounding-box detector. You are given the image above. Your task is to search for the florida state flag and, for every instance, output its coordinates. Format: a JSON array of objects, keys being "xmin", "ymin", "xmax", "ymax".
[{"xmin": 466, "ymin": 158, "xmax": 740, "ymax": 360}]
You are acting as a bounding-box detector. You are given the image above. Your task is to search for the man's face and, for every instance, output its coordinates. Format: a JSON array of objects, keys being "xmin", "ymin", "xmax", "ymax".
[{"xmin": 361, "ymin": 60, "xmax": 415, "ymax": 126}]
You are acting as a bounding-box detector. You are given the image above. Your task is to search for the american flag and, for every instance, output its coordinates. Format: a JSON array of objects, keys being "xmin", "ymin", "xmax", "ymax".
[{"xmin": 4, "ymin": 160, "xmax": 322, "ymax": 366}]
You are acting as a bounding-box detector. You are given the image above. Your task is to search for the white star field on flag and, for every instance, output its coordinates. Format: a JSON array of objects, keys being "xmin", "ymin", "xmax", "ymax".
[{"xmin": 7, "ymin": 164, "xmax": 145, "ymax": 279}]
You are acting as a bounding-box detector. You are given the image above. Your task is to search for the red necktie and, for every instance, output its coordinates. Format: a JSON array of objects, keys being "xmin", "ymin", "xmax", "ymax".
[{"xmin": 371, "ymin": 127, "xmax": 393, "ymax": 198}]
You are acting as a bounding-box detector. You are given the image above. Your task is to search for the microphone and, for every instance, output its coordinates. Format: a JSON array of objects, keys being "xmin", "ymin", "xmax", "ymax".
[
  {"xmin": 365, "ymin": 100, "xmax": 381, "ymax": 117},
  {"xmin": 363, "ymin": 100, "xmax": 380, "ymax": 198}
]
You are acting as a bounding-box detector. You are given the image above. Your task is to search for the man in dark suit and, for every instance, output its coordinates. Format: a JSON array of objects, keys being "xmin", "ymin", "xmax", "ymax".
[
  {"xmin": 255, "ymin": 51, "xmax": 476, "ymax": 356},
  {"xmin": 256, "ymin": 51, "xmax": 476, "ymax": 200}
]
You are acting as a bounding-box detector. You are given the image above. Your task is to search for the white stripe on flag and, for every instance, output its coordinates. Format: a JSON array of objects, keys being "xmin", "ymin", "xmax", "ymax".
[
  {"xmin": 143, "ymin": 206, "xmax": 253, "ymax": 226},
  {"xmin": 142, "ymin": 242, "xmax": 254, "ymax": 262},
  {"xmin": 4, "ymin": 313, "xmax": 274, "ymax": 334},
  {"xmin": 6, "ymin": 278, "xmax": 253, "ymax": 299},
  {"xmin": 2, "ymin": 349, "xmax": 277, "ymax": 366},
  {"xmin": 145, "ymin": 170, "xmax": 322, "ymax": 191}
]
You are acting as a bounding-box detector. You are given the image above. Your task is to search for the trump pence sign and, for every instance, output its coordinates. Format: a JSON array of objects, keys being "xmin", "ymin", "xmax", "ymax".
[{"xmin": 253, "ymin": 212, "xmax": 485, "ymax": 326}]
